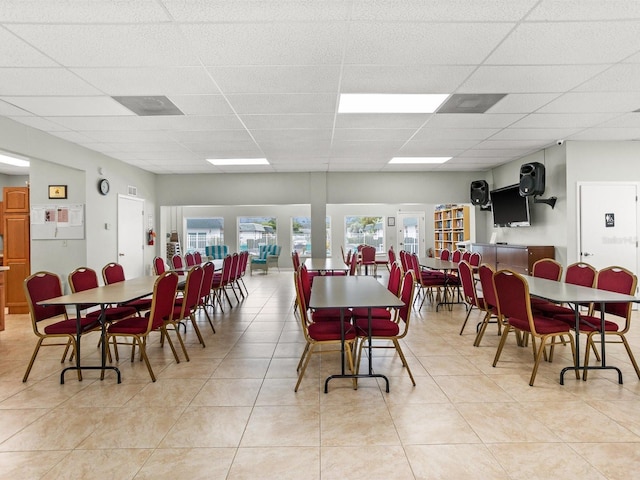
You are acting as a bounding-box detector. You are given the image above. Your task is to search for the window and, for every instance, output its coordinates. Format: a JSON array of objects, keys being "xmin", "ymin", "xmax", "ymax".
[
  {"xmin": 292, "ymin": 216, "xmax": 331, "ymax": 257},
  {"xmin": 344, "ymin": 216, "xmax": 384, "ymax": 253},
  {"xmin": 185, "ymin": 218, "xmax": 224, "ymax": 254},
  {"xmin": 239, "ymin": 216, "xmax": 277, "ymax": 255}
]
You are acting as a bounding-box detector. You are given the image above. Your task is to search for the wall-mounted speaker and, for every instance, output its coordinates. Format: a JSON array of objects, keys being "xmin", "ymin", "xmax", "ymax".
[
  {"xmin": 519, "ymin": 162, "xmax": 545, "ymax": 196},
  {"xmin": 470, "ymin": 180, "xmax": 489, "ymax": 206}
]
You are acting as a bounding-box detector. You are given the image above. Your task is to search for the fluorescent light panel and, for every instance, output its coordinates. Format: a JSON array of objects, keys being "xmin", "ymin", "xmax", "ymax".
[
  {"xmin": 338, "ymin": 94, "xmax": 449, "ymax": 113},
  {"xmin": 207, "ymin": 158, "xmax": 269, "ymax": 166},
  {"xmin": 0, "ymin": 152, "xmax": 29, "ymax": 167},
  {"xmin": 389, "ymin": 157, "xmax": 451, "ymax": 164}
]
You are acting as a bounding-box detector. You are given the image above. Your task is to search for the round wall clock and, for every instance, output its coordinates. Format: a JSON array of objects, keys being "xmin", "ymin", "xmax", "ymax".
[{"xmin": 98, "ymin": 178, "xmax": 110, "ymax": 195}]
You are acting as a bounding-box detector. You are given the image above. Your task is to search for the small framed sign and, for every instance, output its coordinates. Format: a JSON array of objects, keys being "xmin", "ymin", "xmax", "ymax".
[
  {"xmin": 387, "ymin": 217, "xmax": 395, "ymax": 227},
  {"xmin": 48, "ymin": 185, "xmax": 67, "ymax": 199}
]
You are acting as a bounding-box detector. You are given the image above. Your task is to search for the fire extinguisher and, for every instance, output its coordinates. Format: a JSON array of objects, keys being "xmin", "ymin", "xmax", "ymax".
[{"xmin": 147, "ymin": 228, "xmax": 155, "ymax": 246}]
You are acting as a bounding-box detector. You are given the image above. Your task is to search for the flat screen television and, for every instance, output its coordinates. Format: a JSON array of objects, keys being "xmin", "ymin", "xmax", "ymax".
[{"xmin": 490, "ymin": 184, "xmax": 531, "ymax": 227}]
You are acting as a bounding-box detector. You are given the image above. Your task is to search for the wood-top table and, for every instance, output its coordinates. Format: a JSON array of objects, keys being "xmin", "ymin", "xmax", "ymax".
[
  {"xmin": 419, "ymin": 257, "xmax": 464, "ymax": 311},
  {"xmin": 309, "ymin": 276, "xmax": 404, "ymax": 393},
  {"xmin": 524, "ymin": 275, "xmax": 640, "ymax": 384},
  {"xmin": 39, "ymin": 275, "xmax": 159, "ymax": 384}
]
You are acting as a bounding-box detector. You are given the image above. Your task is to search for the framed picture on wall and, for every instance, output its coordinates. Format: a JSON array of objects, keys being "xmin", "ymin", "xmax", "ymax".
[
  {"xmin": 387, "ymin": 217, "xmax": 395, "ymax": 227},
  {"xmin": 48, "ymin": 185, "xmax": 67, "ymax": 199}
]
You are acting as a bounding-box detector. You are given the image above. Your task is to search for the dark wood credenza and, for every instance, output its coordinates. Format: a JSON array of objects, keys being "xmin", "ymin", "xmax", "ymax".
[{"xmin": 469, "ymin": 243, "xmax": 555, "ymax": 275}]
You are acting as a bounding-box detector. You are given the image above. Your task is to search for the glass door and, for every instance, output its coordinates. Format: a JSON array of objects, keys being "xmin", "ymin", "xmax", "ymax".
[{"xmin": 397, "ymin": 212, "xmax": 425, "ymax": 256}]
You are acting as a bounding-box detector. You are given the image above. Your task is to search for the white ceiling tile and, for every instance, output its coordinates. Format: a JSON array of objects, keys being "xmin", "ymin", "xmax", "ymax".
[
  {"xmin": 332, "ymin": 129, "xmax": 416, "ymax": 142},
  {"xmin": 7, "ymin": 116, "xmax": 69, "ymax": 131},
  {"xmin": 351, "ymin": 0, "xmax": 538, "ymax": 21},
  {"xmin": 71, "ymin": 67, "xmax": 220, "ymax": 96},
  {"xmin": 81, "ymin": 131, "xmax": 180, "ymax": 143},
  {"xmin": 164, "ymin": 0, "xmax": 351, "ymax": 22},
  {"xmin": 208, "ymin": 66, "xmax": 341, "ymax": 94},
  {"xmin": 261, "ymin": 139, "xmax": 331, "ymax": 156},
  {"xmin": 97, "ymin": 142, "xmax": 189, "ymax": 153},
  {"xmin": 340, "ymin": 65, "xmax": 474, "ymax": 93},
  {"xmin": 427, "ymin": 114, "xmax": 525, "ymax": 129},
  {"xmin": 568, "ymin": 128, "xmax": 640, "ymax": 141},
  {"xmin": 490, "ymin": 128, "xmax": 580, "ymax": 141},
  {"xmin": 0, "ymin": 100, "xmax": 31, "ymax": 116},
  {"xmin": 7, "ymin": 24, "xmax": 198, "ymax": 67},
  {"xmin": 412, "ymin": 128, "xmax": 500, "ymax": 141},
  {"xmin": 527, "ymin": 0, "xmax": 640, "ymax": 21},
  {"xmin": 598, "ymin": 112, "xmax": 640, "ymax": 128},
  {"xmin": 575, "ymin": 64, "xmax": 640, "ymax": 92},
  {"xmin": 474, "ymin": 139, "xmax": 548, "ymax": 150},
  {"xmin": 510, "ymin": 112, "xmax": 620, "ymax": 128},
  {"xmin": 170, "ymin": 130, "xmax": 254, "ymax": 143},
  {"xmin": 344, "ymin": 22, "xmax": 514, "ymax": 65},
  {"xmin": 485, "ymin": 94, "xmax": 561, "ymax": 113},
  {"xmin": 252, "ymin": 129, "xmax": 332, "ymax": 143},
  {"xmin": 0, "ymin": 0, "xmax": 170, "ymax": 22},
  {"xmin": 487, "ymin": 21, "xmax": 640, "ymax": 64},
  {"xmin": 400, "ymin": 139, "xmax": 479, "ymax": 151},
  {"xmin": 226, "ymin": 94, "xmax": 336, "ymax": 114},
  {"xmin": 329, "ymin": 141, "xmax": 403, "ymax": 157},
  {"xmin": 537, "ymin": 92, "xmax": 640, "ymax": 113},
  {"xmin": 0, "ymin": 68, "xmax": 101, "ymax": 95},
  {"xmin": 166, "ymin": 96, "xmax": 234, "ymax": 116},
  {"xmin": 183, "ymin": 141, "xmax": 262, "ymax": 155},
  {"xmin": 47, "ymin": 131, "xmax": 95, "ymax": 144},
  {"xmin": 181, "ymin": 23, "xmax": 347, "ymax": 65},
  {"xmin": 140, "ymin": 115, "xmax": 247, "ymax": 131},
  {"xmin": 460, "ymin": 65, "xmax": 608, "ymax": 93},
  {"xmin": 0, "ymin": 28, "xmax": 57, "ymax": 67},
  {"xmin": 240, "ymin": 114, "xmax": 334, "ymax": 130},
  {"xmin": 1, "ymin": 96, "xmax": 135, "ymax": 116}
]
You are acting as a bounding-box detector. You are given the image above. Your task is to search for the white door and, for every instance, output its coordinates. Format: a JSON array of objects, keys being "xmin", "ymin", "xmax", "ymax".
[
  {"xmin": 397, "ymin": 212, "xmax": 426, "ymax": 256},
  {"xmin": 117, "ymin": 195, "xmax": 145, "ymax": 278},
  {"xmin": 578, "ymin": 183, "xmax": 638, "ymax": 278}
]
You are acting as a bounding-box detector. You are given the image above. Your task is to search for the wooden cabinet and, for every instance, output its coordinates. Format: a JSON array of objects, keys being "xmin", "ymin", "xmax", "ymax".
[
  {"xmin": 470, "ymin": 243, "xmax": 555, "ymax": 275},
  {"xmin": 434, "ymin": 205, "xmax": 470, "ymax": 258},
  {"xmin": 3, "ymin": 187, "xmax": 30, "ymax": 314}
]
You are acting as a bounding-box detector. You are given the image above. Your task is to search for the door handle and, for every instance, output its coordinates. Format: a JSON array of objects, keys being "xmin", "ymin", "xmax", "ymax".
[
  {"xmin": 582, "ymin": 252, "xmax": 593, "ymax": 257},
  {"xmin": 119, "ymin": 253, "xmax": 125, "ymax": 256}
]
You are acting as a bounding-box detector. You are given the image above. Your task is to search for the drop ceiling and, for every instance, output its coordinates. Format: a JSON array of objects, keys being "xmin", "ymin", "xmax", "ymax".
[{"xmin": 1, "ymin": 0, "xmax": 639, "ymax": 175}]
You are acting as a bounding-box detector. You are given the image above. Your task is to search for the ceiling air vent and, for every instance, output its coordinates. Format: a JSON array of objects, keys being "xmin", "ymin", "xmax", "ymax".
[
  {"xmin": 127, "ymin": 185, "xmax": 138, "ymax": 196},
  {"xmin": 437, "ymin": 94, "xmax": 507, "ymax": 114},
  {"xmin": 111, "ymin": 96, "xmax": 184, "ymax": 116}
]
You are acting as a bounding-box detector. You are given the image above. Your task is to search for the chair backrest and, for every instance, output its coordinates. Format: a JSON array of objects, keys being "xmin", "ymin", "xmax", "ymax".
[
  {"xmin": 451, "ymin": 250, "xmax": 462, "ymax": 263},
  {"xmin": 298, "ymin": 264, "xmax": 312, "ymax": 306},
  {"xmin": 387, "ymin": 262, "xmax": 402, "ymax": 297},
  {"xmin": 185, "ymin": 253, "xmax": 196, "ymax": 267},
  {"xmin": 293, "ymin": 270, "xmax": 312, "ymax": 331},
  {"xmin": 493, "ymin": 269, "xmax": 535, "ymax": 332},
  {"xmin": 462, "ymin": 251, "xmax": 472, "ymax": 263},
  {"xmin": 221, "ymin": 254, "xmax": 234, "ymax": 283},
  {"xmin": 388, "ymin": 246, "xmax": 396, "ymax": 265},
  {"xmin": 593, "ymin": 266, "xmax": 637, "ymax": 319},
  {"xmin": 532, "ymin": 258, "xmax": 563, "ymax": 281},
  {"xmin": 171, "ymin": 254, "xmax": 184, "ymax": 270},
  {"xmin": 458, "ymin": 260, "xmax": 479, "ymax": 307},
  {"xmin": 149, "ymin": 272, "xmax": 179, "ymax": 330},
  {"xmin": 565, "ymin": 262, "xmax": 596, "ymax": 288},
  {"xmin": 345, "ymin": 249, "xmax": 352, "ymax": 267},
  {"xmin": 291, "ymin": 251, "xmax": 300, "ymax": 270},
  {"xmin": 440, "ymin": 249, "xmax": 450, "ymax": 261},
  {"xmin": 200, "ymin": 261, "xmax": 215, "ymax": 302},
  {"xmin": 240, "ymin": 251, "xmax": 249, "ymax": 276},
  {"xmin": 102, "ymin": 262, "xmax": 126, "ymax": 284},
  {"xmin": 398, "ymin": 270, "xmax": 416, "ymax": 326},
  {"xmin": 348, "ymin": 250, "xmax": 358, "ymax": 275},
  {"xmin": 229, "ymin": 253, "xmax": 240, "ymax": 280},
  {"xmin": 193, "ymin": 251, "xmax": 202, "ymax": 264},
  {"xmin": 179, "ymin": 265, "xmax": 204, "ymax": 317},
  {"xmin": 68, "ymin": 267, "xmax": 99, "ymax": 293},
  {"xmin": 478, "ymin": 263, "xmax": 497, "ymax": 310},
  {"xmin": 153, "ymin": 256, "xmax": 167, "ymax": 275},
  {"xmin": 361, "ymin": 245, "xmax": 376, "ymax": 263},
  {"xmin": 399, "ymin": 250, "xmax": 410, "ymax": 272},
  {"xmin": 24, "ymin": 271, "xmax": 67, "ymax": 325},
  {"xmin": 469, "ymin": 252, "xmax": 482, "ymax": 267}
]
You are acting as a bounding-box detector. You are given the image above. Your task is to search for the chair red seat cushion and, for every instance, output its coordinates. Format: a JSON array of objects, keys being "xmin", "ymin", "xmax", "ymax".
[
  {"xmin": 108, "ymin": 313, "xmax": 162, "ymax": 334},
  {"xmin": 43, "ymin": 317, "xmax": 99, "ymax": 335},
  {"xmin": 508, "ymin": 315, "xmax": 571, "ymax": 335},
  {"xmin": 87, "ymin": 306, "xmax": 137, "ymax": 322},
  {"xmin": 311, "ymin": 308, "xmax": 352, "ymax": 322},
  {"xmin": 533, "ymin": 302, "xmax": 574, "ymax": 317},
  {"xmin": 355, "ymin": 318, "xmax": 400, "ymax": 337},
  {"xmin": 554, "ymin": 314, "xmax": 620, "ymax": 332},
  {"xmin": 122, "ymin": 297, "xmax": 153, "ymax": 312},
  {"xmin": 308, "ymin": 321, "xmax": 356, "ymax": 341},
  {"xmin": 351, "ymin": 307, "xmax": 392, "ymax": 320}
]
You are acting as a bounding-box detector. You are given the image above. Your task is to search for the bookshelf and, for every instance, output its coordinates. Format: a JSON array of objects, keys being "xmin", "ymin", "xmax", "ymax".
[{"xmin": 433, "ymin": 205, "xmax": 470, "ymax": 258}]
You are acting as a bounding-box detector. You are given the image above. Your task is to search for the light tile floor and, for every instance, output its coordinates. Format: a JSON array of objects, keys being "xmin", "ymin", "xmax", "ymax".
[{"xmin": 1, "ymin": 270, "xmax": 640, "ymax": 479}]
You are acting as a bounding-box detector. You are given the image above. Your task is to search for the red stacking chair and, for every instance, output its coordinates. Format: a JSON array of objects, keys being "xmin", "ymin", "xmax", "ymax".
[
  {"xmin": 473, "ymin": 264, "xmax": 502, "ymax": 347},
  {"xmin": 458, "ymin": 260, "xmax": 486, "ymax": 335},
  {"xmin": 352, "ymin": 262, "xmax": 402, "ymax": 322},
  {"xmin": 153, "ymin": 256, "xmax": 168, "ymax": 275},
  {"xmin": 185, "ymin": 252, "xmax": 196, "ymax": 267},
  {"xmin": 492, "ymin": 269, "xmax": 577, "ymax": 386},
  {"xmin": 23, "ymin": 271, "xmax": 100, "ymax": 382},
  {"xmin": 171, "ymin": 254, "xmax": 185, "ymax": 272},
  {"xmin": 359, "ymin": 245, "xmax": 377, "ymax": 275},
  {"xmin": 193, "ymin": 251, "xmax": 202, "ymax": 264},
  {"xmin": 102, "ymin": 263, "xmax": 153, "ymax": 314},
  {"xmin": 170, "ymin": 265, "xmax": 206, "ymax": 355}
]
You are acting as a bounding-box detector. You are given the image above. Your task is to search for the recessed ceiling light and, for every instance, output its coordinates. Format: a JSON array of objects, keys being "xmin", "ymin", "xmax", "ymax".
[
  {"xmin": 0, "ymin": 152, "xmax": 29, "ymax": 167},
  {"xmin": 207, "ymin": 158, "xmax": 270, "ymax": 166},
  {"xmin": 338, "ymin": 94, "xmax": 449, "ymax": 113},
  {"xmin": 389, "ymin": 157, "xmax": 451, "ymax": 164}
]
